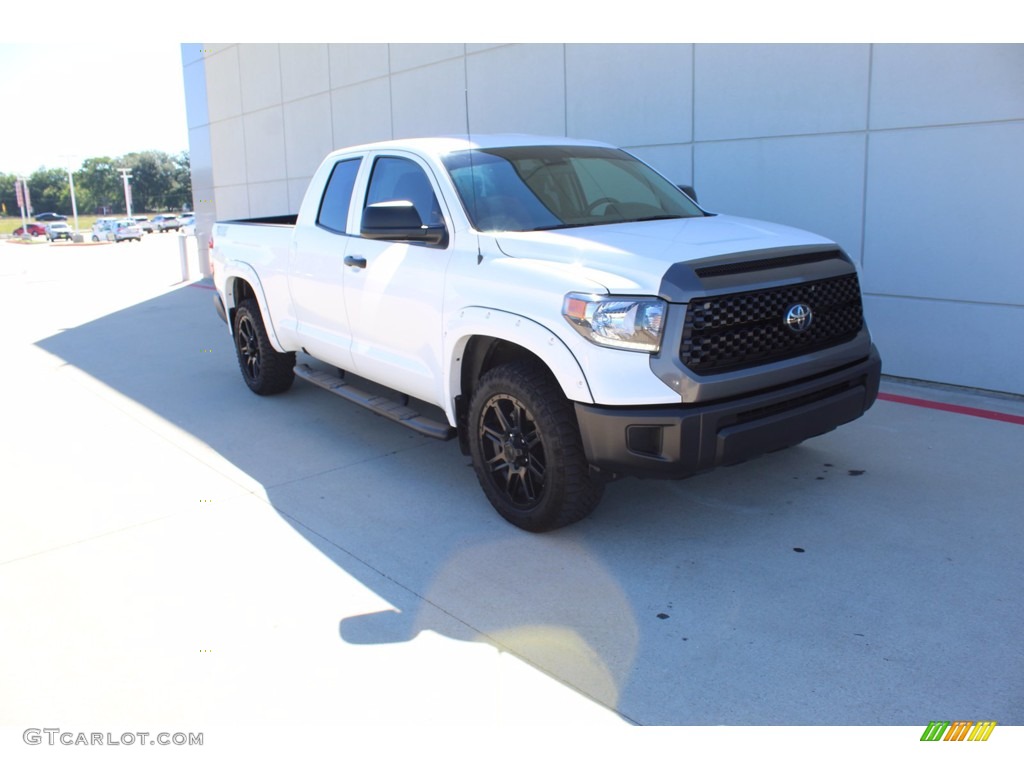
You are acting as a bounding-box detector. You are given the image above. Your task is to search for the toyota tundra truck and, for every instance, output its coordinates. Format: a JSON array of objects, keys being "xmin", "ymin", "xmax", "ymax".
[{"xmin": 211, "ymin": 135, "xmax": 881, "ymax": 532}]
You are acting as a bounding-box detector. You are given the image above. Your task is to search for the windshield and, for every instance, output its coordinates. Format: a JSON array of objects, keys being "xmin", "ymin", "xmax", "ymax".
[{"xmin": 442, "ymin": 145, "xmax": 703, "ymax": 232}]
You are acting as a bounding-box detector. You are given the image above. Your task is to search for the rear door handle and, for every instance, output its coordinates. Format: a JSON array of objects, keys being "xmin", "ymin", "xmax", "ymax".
[{"xmin": 344, "ymin": 255, "xmax": 367, "ymax": 269}]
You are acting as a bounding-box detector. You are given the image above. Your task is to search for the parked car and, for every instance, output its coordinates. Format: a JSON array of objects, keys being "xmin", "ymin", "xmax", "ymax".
[
  {"xmin": 34, "ymin": 212, "xmax": 68, "ymax": 222},
  {"xmin": 45, "ymin": 222, "xmax": 74, "ymax": 241},
  {"xmin": 130, "ymin": 216, "xmax": 154, "ymax": 234},
  {"xmin": 179, "ymin": 214, "xmax": 195, "ymax": 235},
  {"xmin": 151, "ymin": 214, "xmax": 180, "ymax": 232},
  {"xmin": 13, "ymin": 223, "xmax": 47, "ymax": 237},
  {"xmin": 91, "ymin": 218, "xmax": 119, "ymax": 241},
  {"xmin": 111, "ymin": 219, "xmax": 143, "ymax": 242}
]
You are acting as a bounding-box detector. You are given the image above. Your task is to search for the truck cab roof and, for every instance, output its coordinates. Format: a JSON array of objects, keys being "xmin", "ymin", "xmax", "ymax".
[{"xmin": 327, "ymin": 134, "xmax": 613, "ymax": 160}]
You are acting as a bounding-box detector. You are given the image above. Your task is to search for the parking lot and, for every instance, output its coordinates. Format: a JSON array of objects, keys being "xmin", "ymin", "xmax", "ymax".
[{"xmin": 1, "ymin": 236, "xmax": 1021, "ymax": 758}]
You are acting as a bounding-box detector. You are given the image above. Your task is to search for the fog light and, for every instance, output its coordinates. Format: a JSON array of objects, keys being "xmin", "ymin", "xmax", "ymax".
[{"xmin": 627, "ymin": 425, "xmax": 663, "ymax": 457}]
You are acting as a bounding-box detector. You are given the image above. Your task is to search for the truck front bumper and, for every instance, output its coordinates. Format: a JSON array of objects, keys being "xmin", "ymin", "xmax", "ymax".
[{"xmin": 575, "ymin": 345, "xmax": 881, "ymax": 479}]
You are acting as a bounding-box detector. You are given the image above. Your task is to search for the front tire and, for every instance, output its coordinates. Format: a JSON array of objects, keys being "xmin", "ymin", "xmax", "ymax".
[
  {"xmin": 468, "ymin": 361, "xmax": 604, "ymax": 532},
  {"xmin": 233, "ymin": 298, "xmax": 295, "ymax": 395}
]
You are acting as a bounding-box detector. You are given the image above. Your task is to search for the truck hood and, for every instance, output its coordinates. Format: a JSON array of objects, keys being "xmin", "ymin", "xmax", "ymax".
[{"xmin": 492, "ymin": 214, "xmax": 835, "ymax": 294}]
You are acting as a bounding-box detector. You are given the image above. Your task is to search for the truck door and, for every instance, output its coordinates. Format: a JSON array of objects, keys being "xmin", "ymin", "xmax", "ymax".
[
  {"xmin": 289, "ymin": 155, "xmax": 363, "ymax": 370},
  {"xmin": 343, "ymin": 153, "xmax": 452, "ymax": 406}
]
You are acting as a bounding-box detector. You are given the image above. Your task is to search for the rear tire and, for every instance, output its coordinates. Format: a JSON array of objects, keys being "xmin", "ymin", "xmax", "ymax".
[
  {"xmin": 233, "ymin": 298, "xmax": 295, "ymax": 395},
  {"xmin": 468, "ymin": 361, "xmax": 604, "ymax": 532}
]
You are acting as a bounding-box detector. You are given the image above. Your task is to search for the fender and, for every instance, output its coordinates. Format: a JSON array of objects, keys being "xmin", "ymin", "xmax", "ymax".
[
  {"xmin": 444, "ymin": 306, "xmax": 595, "ymax": 423},
  {"xmin": 221, "ymin": 261, "xmax": 288, "ymax": 353}
]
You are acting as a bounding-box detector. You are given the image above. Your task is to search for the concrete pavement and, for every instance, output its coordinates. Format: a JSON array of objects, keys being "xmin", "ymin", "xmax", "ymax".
[{"xmin": 1, "ymin": 236, "xmax": 1021, "ymax": 760}]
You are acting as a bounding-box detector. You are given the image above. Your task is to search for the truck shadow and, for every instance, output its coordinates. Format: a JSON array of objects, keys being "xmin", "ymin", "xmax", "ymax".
[{"xmin": 35, "ymin": 282, "xmax": 1016, "ymax": 726}]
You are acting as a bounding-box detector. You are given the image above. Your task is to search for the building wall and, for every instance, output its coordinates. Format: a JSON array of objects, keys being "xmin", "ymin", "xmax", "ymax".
[{"xmin": 181, "ymin": 43, "xmax": 1024, "ymax": 395}]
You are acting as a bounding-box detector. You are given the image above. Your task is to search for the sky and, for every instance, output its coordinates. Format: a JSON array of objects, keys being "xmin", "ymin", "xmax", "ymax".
[{"xmin": 0, "ymin": 43, "xmax": 190, "ymax": 175}]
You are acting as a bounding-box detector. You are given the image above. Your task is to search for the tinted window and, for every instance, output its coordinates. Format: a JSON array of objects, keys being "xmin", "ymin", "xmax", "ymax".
[
  {"xmin": 317, "ymin": 158, "xmax": 361, "ymax": 233},
  {"xmin": 365, "ymin": 156, "xmax": 443, "ymax": 226}
]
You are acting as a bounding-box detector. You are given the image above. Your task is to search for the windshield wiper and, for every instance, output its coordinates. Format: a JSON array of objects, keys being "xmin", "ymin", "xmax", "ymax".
[
  {"xmin": 527, "ymin": 214, "xmax": 689, "ymax": 232},
  {"xmin": 529, "ymin": 223, "xmax": 578, "ymax": 232},
  {"xmin": 624, "ymin": 214, "xmax": 686, "ymax": 223}
]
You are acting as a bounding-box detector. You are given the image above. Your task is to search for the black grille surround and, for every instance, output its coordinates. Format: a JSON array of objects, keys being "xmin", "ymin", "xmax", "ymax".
[{"xmin": 680, "ymin": 273, "xmax": 864, "ymax": 374}]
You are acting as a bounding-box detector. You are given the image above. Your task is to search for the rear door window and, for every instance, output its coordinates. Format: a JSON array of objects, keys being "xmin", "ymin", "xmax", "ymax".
[{"xmin": 317, "ymin": 157, "xmax": 361, "ymax": 234}]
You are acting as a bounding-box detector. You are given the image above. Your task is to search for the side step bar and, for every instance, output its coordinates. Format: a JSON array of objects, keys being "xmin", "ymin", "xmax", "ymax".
[{"xmin": 294, "ymin": 364, "xmax": 455, "ymax": 441}]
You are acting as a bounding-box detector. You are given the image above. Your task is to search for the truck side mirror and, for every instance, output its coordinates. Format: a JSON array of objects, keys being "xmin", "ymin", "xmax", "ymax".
[
  {"xmin": 677, "ymin": 184, "xmax": 698, "ymax": 203},
  {"xmin": 361, "ymin": 201, "xmax": 447, "ymax": 247}
]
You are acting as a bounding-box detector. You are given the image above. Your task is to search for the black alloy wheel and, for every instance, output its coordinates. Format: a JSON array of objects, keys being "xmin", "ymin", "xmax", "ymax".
[
  {"xmin": 468, "ymin": 361, "xmax": 604, "ymax": 532},
  {"xmin": 232, "ymin": 298, "xmax": 295, "ymax": 395}
]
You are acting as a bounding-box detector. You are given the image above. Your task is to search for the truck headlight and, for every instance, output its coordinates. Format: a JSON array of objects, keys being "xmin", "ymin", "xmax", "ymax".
[{"xmin": 562, "ymin": 293, "xmax": 666, "ymax": 353}]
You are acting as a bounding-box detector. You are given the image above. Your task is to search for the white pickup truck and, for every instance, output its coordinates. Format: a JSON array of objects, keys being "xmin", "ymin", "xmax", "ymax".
[{"xmin": 211, "ymin": 135, "xmax": 881, "ymax": 532}]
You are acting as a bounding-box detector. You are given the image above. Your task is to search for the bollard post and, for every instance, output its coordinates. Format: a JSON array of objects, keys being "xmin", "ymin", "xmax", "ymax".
[{"xmin": 178, "ymin": 233, "xmax": 191, "ymax": 282}]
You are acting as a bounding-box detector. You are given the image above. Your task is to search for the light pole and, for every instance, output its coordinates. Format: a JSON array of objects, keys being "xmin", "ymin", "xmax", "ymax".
[
  {"xmin": 60, "ymin": 155, "xmax": 80, "ymax": 234},
  {"xmin": 117, "ymin": 167, "xmax": 133, "ymax": 219},
  {"xmin": 15, "ymin": 177, "xmax": 29, "ymax": 237}
]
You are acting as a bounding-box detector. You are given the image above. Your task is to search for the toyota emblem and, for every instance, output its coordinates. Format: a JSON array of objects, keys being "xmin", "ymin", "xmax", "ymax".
[{"xmin": 784, "ymin": 303, "xmax": 813, "ymax": 333}]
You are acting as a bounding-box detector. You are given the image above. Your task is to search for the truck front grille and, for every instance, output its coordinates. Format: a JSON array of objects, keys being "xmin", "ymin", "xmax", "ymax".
[{"xmin": 680, "ymin": 273, "xmax": 864, "ymax": 374}]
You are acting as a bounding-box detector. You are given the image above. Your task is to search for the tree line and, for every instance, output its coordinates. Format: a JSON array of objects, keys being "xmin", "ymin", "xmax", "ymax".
[{"xmin": 1, "ymin": 150, "xmax": 192, "ymax": 217}]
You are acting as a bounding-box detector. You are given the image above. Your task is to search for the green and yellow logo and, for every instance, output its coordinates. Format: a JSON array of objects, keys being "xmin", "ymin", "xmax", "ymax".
[{"xmin": 920, "ymin": 721, "xmax": 997, "ymax": 741}]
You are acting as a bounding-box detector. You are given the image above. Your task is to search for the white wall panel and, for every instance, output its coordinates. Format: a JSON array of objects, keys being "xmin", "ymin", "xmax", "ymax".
[
  {"xmin": 284, "ymin": 93, "xmax": 335, "ymax": 180},
  {"xmin": 209, "ymin": 117, "xmax": 247, "ymax": 187},
  {"xmin": 391, "ymin": 59, "xmax": 468, "ymax": 139},
  {"xmin": 243, "ymin": 108, "xmax": 287, "ymax": 184},
  {"xmin": 186, "ymin": 126, "xmax": 214, "ymax": 192},
  {"xmin": 328, "ymin": 44, "xmax": 390, "ymax": 87},
  {"xmin": 465, "ymin": 44, "xmax": 506, "ymax": 55},
  {"xmin": 180, "ymin": 43, "xmax": 204, "ymax": 67},
  {"xmin": 238, "ymin": 45, "xmax": 282, "ymax": 114},
  {"xmin": 182, "ymin": 54, "xmax": 209, "ymax": 130},
  {"xmin": 695, "ymin": 133, "xmax": 867, "ymax": 259},
  {"xmin": 281, "ymin": 44, "xmax": 330, "ymax": 102},
  {"xmin": 215, "ymin": 184, "xmax": 250, "ymax": 221},
  {"xmin": 695, "ymin": 44, "xmax": 870, "ymax": 140},
  {"xmin": 331, "ymin": 80, "xmax": 393, "ymax": 149},
  {"xmin": 863, "ymin": 122, "xmax": 1024, "ymax": 305},
  {"xmin": 247, "ymin": 181, "xmax": 290, "ymax": 219},
  {"xmin": 288, "ymin": 177, "xmax": 312, "ymax": 213},
  {"xmin": 389, "ymin": 44, "xmax": 464, "ymax": 73},
  {"xmin": 566, "ymin": 44, "xmax": 693, "ymax": 147},
  {"xmin": 864, "ymin": 296, "xmax": 1024, "ymax": 394},
  {"xmin": 466, "ymin": 45, "xmax": 566, "ymax": 136},
  {"xmin": 204, "ymin": 48, "xmax": 242, "ymax": 124},
  {"xmin": 627, "ymin": 144, "xmax": 693, "ymax": 189},
  {"xmin": 870, "ymin": 44, "xmax": 1024, "ymax": 129}
]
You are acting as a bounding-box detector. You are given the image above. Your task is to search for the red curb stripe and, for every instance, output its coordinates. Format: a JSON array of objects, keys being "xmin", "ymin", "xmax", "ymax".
[
  {"xmin": 188, "ymin": 283, "xmax": 217, "ymax": 291},
  {"xmin": 878, "ymin": 392, "xmax": 1024, "ymax": 426}
]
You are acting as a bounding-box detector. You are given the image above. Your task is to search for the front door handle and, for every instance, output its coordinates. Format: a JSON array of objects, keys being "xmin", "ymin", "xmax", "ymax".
[{"xmin": 344, "ymin": 255, "xmax": 367, "ymax": 269}]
